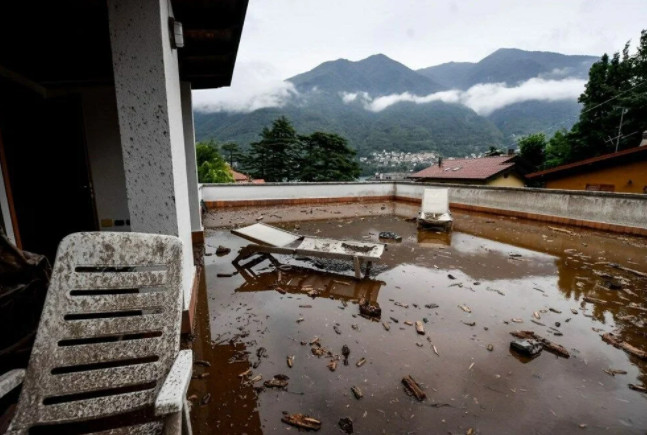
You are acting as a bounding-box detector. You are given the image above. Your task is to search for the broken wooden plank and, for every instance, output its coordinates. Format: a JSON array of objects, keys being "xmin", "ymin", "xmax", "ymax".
[
  {"xmin": 402, "ymin": 375, "xmax": 426, "ymax": 401},
  {"xmin": 601, "ymin": 333, "xmax": 647, "ymax": 360}
]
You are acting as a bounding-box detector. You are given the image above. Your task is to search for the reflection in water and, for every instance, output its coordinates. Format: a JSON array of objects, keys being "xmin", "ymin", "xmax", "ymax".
[
  {"xmin": 187, "ymin": 272, "xmax": 262, "ymax": 435},
  {"xmin": 233, "ymin": 253, "xmax": 384, "ymax": 304},
  {"xmin": 454, "ymin": 211, "xmax": 647, "ymax": 387},
  {"xmin": 416, "ymin": 229, "xmax": 452, "ymax": 247},
  {"xmin": 201, "ymin": 210, "xmax": 647, "ymax": 433}
]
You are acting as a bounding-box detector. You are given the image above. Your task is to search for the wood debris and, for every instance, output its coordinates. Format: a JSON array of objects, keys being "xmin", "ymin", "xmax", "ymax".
[
  {"xmin": 583, "ymin": 296, "xmax": 607, "ymax": 304},
  {"xmin": 356, "ymin": 357, "xmax": 366, "ymax": 367},
  {"xmin": 402, "ymin": 375, "xmax": 426, "ymax": 401},
  {"xmin": 327, "ymin": 360, "xmax": 338, "ymax": 371},
  {"xmin": 458, "ymin": 304, "xmax": 472, "ymax": 313},
  {"xmin": 603, "ymin": 368, "xmax": 627, "ymax": 376},
  {"xmin": 359, "ymin": 297, "xmax": 382, "ymax": 318},
  {"xmin": 200, "ymin": 393, "xmax": 211, "ymax": 406},
  {"xmin": 287, "ymin": 355, "xmax": 294, "ymax": 368},
  {"xmin": 382, "ymin": 322, "xmax": 391, "ymax": 331},
  {"xmin": 601, "ymin": 333, "xmax": 647, "ymax": 360},
  {"xmin": 415, "ymin": 321, "xmax": 425, "ymax": 334},
  {"xmin": 510, "ymin": 330, "xmax": 570, "ymax": 358},
  {"xmin": 548, "ymin": 226, "xmax": 576, "ymax": 236},
  {"xmin": 606, "ymin": 262, "xmax": 647, "ymax": 278},
  {"xmin": 628, "ymin": 384, "xmax": 647, "ymax": 393},
  {"xmin": 281, "ymin": 413, "xmax": 322, "ymax": 431},
  {"xmin": 351, "ymin": 385, "xmax": 363, "ymax": 399},
  {"xmin": 264, "ymin": 375, "xmax": 289, "ymax": 389}
]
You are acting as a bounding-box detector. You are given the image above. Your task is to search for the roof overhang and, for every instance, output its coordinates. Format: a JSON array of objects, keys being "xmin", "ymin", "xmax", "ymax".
[
  {"xmin": 0, "ymin": 0, "xmax": 248, "ymax": 90},
  {"xmin": 527, "ymin": 146, "xmax": 647, "ymax": 181}
]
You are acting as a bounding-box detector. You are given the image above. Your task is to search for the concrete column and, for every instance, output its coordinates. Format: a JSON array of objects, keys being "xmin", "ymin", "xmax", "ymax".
[
  {"xmin": 108, "ymin": 0, "xmax": 194, "ymax": 309},
  {"xmin": 181, "ymin": 81, "xmax": 202, "ymax": 233}
]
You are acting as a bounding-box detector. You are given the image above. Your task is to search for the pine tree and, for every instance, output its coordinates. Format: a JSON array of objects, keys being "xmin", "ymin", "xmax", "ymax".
[
  {"xmin": 244, "ymin": 116, "xmax": 300, "ymax": 182},
  {"xmin": 298, "ymin": 132, "xmax": 360, "ymax": 181}
]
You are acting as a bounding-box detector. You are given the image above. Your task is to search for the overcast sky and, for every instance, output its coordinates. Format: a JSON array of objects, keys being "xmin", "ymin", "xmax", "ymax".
[{"xmin": 193, "ymin": 0, "xmax": 647, "ymax": 113}]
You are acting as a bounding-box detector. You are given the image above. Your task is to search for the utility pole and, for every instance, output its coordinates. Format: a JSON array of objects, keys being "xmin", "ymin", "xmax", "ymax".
[{"xmin": 615, "ymin": 108, "xmax": 628, "ymax": 152}]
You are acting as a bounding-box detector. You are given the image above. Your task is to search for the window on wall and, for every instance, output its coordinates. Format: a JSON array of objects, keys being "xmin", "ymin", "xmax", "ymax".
[{"xmin": 585, "ymin": 184, "xmax": 615, "ymax": 192}]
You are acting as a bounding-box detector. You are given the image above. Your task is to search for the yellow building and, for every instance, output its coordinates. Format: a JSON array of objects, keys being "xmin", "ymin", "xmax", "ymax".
[
  {"xmin": 526, "ymin": 145, "xmax": 647, "ymax": 194},
  {"xmin": 408, "ymin": 155, "xmax": 525, "ymax": 187}
]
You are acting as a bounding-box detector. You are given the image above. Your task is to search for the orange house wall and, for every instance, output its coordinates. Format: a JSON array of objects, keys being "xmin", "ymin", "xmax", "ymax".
[{"xmin": 544, "ymin": 160, "xmax": 647, "ymax": 193}]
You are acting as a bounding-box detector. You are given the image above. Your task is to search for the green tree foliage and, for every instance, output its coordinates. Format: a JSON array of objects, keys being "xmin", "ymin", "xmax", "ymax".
[
  {"xmin": 244, "ymin": 116, "xmax": 299, "ymax": 182},
  {"xmin": 298, "ymin": 132, "xmax": 360, "ymax": 181},
  {"xmin": 543, "ymin": 129, "xmax": 570, "ymax": 169},
  {"xmin": 520, "ymin": 29, "xmax": 647, "ymax": 170},
  {"xmin": 517, "ymin": 133, "xmax": 547, "ymax": 170},
  {"xmin": 196, "ymin": 141, "xmax": 234, "ymax": 183},
  {"xmin": 567, "ymin": 31, "xmax": 647, "ymax": 161}
]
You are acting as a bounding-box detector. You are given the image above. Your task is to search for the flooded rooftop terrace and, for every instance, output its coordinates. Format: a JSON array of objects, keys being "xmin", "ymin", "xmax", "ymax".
[{"xmin": 189, "ymin": 202, "xmax": 647, "ymax": 434}]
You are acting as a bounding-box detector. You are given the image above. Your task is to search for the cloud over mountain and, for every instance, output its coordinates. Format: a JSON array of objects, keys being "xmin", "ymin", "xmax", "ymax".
[
  {"xmin": 347, "ymin": 77, "xmax": 586, "ymax": 115},
  {"xmin": 193, "ymin": 62, "xmax": 298, "ymax": 113}
]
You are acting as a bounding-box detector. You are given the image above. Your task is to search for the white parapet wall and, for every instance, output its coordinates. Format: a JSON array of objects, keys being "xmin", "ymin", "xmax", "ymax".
[
  {"xmin": 201, "ymin": 182, "xmax": 647, "ymax": 235},
  {"xmin": 201, "ymin": 182, "xmax": 394, "ymax": 204}
]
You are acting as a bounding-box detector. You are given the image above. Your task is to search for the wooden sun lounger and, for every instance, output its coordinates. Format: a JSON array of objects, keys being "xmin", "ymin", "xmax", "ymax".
[{"xmin": 231, "ymin": 223, "xmax": 386, "ymax": 279}]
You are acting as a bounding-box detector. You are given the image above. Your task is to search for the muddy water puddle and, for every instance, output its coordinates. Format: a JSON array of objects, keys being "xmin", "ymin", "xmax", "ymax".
[{"xmin": 190, "ymin": 209, "xmax": 647, "ymax": 434}]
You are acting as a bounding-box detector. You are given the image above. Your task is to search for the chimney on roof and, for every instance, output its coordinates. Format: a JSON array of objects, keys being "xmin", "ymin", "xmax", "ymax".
[
  {"xmin": 640, "ymin": 131, "xmax": 647, "ymax": 147},
  {"xmin": 438, "ymin": 157, "xmax": 443, "ymax": 167}
]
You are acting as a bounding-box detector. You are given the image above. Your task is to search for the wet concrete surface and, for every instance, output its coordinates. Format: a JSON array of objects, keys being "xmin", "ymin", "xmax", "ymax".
[{"xmin": 189, "ymin": 203, "xmax": 647, "ymax": 434}]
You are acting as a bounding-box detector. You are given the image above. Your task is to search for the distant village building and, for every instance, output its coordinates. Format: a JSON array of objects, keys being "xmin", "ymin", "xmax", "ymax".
[
  {"xmin": 526, "ymin": 136, "xmax": 647, "ymax": 194},
  {"xmin": 407, "ymin": 155, "xmax": 525, "ymax": 187},
  {"xmin": 371, "ymin": 172, "xmax": 411, "ymax": 181}
]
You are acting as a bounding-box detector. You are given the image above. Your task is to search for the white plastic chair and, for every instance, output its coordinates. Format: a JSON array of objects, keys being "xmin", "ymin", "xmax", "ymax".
[{"xmin": 0, "ymin": 232, "xmax": 192, "ymax": 434}]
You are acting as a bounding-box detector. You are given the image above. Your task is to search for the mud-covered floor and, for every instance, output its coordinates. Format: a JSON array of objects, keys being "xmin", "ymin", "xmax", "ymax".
[{"xmin": 189, "ymin": 202, "xmax": 647, "ymax": 434}]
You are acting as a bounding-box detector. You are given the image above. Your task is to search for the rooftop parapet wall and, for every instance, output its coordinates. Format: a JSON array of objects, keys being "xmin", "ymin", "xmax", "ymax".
[{"xmin": 200, "ymin": 182, "xmax": 647, "ymax": 236}]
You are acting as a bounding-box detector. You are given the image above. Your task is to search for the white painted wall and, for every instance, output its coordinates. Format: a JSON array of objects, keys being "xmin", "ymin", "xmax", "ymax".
[
  {"xmin": 108, "ymin": 0, "xmax": 195, "ymax": 309},
  {"xmin": 200, "ymin": 182, "xmax": 394, "ymax": 202},
  {"xmin": 81, "ymin": 87, "xmax": 130, "ymax": 231},
  {"xmin": 181, "ymin": 81, "xmax": 202, "ymax": 232}
]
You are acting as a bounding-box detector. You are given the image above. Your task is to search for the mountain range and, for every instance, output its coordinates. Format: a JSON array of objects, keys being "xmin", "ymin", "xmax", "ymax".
[{"xmin": 194, "ymin": 48, "xmax": 599, "ymax": 159}]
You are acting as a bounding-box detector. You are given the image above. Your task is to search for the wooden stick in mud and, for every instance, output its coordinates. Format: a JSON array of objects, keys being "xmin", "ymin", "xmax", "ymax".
[
  {"xmin": 601, "ymin": 332, "xmax": 647, "ymax": 360},
  {"xmin": 510, "ymin": 330, "xmax": 570, "ymax": 358},
  {"xmin": 402, "ymin": 375, "xmax": 426, "ymax": 401}
]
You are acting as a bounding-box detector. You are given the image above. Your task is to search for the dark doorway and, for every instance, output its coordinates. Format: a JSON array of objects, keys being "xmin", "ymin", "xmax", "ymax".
[{"xmin": 0, "ymin": 80, "xmax": 98, "ymax": 263}]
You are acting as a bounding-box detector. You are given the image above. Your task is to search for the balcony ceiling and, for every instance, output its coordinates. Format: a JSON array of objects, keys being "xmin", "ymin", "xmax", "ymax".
[{"xmin": 0, "ymin": 0, "xmax": 248, "ymax": 90}]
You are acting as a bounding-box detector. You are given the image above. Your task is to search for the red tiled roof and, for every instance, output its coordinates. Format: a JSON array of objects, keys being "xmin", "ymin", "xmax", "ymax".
[
  {"xmin": 526, "ymin": 145, "xmax": 647, "ymax": 179},
  {"xmin": 231, "ymin": 169, "xmax": 249, "ymax": 182},
  {"xmin": 409, "ymin": 156, "xmax": 516, "ymax": 180}
]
